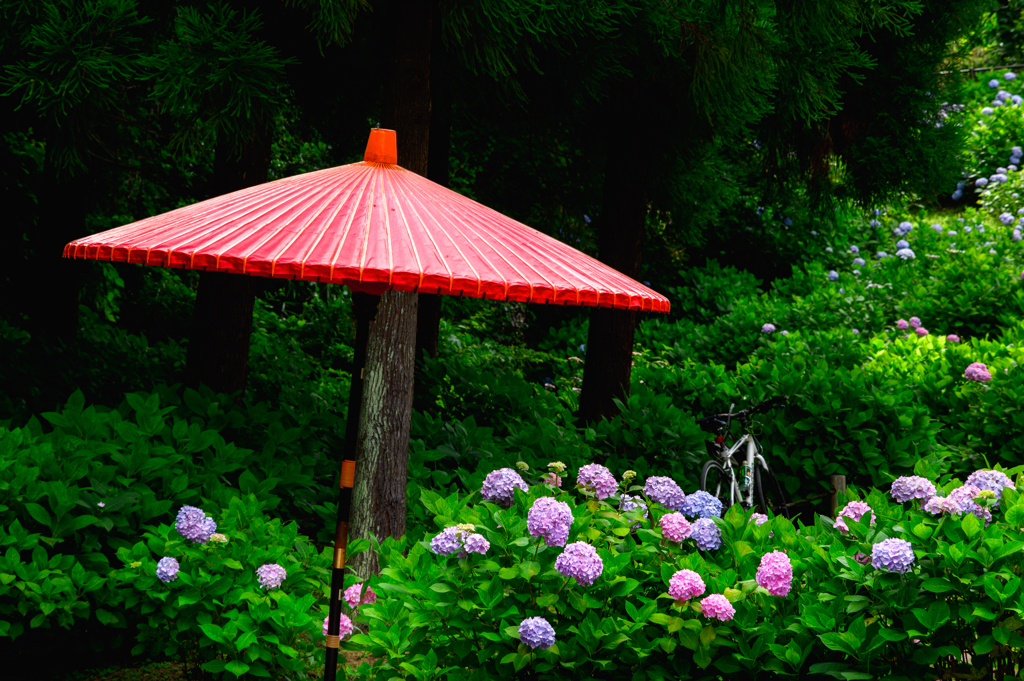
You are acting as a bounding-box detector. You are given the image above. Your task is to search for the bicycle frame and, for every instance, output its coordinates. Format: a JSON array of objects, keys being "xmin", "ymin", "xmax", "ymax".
[{"xmin": 710, "ymin": 433, "xmax": 770, "ymax": 510}]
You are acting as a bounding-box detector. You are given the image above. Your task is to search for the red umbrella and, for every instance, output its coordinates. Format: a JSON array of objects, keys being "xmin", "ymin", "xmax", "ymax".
[
  {"xmin": 65, "ymin": 130, "xmax": 669, "ymax": 312},
  {"xmin": 65, "ymin": 129, "xmax": 669, "ymax": 678}
]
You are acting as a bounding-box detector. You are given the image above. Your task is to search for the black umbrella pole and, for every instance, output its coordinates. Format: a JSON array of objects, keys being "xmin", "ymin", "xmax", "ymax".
[{"xmin": 324, "ymin": 292, "xmax": 378, "ymax": 681}]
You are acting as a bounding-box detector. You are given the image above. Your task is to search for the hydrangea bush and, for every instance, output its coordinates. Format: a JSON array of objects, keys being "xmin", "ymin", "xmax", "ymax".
[{"xmin": 344, "ymin": 463, "xmax": 1024, "ymax": 680}]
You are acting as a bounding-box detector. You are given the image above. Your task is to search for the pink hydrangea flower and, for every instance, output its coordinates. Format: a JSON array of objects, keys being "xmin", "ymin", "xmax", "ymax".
[
  {"xmin": 659, "ymin": 512, "xmax": 692, "ymax": 542},
  {"xmin": 896, "ymin": 319, "xmax": 909, "ymax": 330},
  {"xmin": 946, "ymin": 334, "xmax": 960, "ymax": 343},
  {"xmin": 834, "ymin": 501, "xmax": 875, "ymax": 534},
  {"xmin": 322, "ymin": 614, "xmax": 353, "ymax": 638},
  {"xmin": 909, "ymin": 317, "xmax": 922, "ymax": 328},
  {"xmin": 755, "ymin": 551, "xmax": 793, "ymax": 596},
  {"xmin": 915, "ymin": 327, "xmax": 929, "ymax": 336},
  {"xmin": 527, "ymin": 496, "xmax": 573, "ymax": 547},
  {"xmin": 668, "ymin": 569, "xmax": 705, "ymax": 601},
  {"xmin": 343, "ymin": 582, "xmax": 377, "ymax": 609},
  {"xmin": 700, "ymin": 594, "xmax": 736, "ymax": 622},
  {"xmin": 542, "ymin": 472, "xmax": 562, "ymax": 488},
  {"xmin": 964, "ymin": 362, "xmax": 992, "ymax": 382}
]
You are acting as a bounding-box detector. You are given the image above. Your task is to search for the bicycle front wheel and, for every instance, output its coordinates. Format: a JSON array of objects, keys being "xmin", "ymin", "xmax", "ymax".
[
  {"xmin": 700, "ymin": 460, "xmax": 735, "ymax": 512},
  {"xmin": 754, "ymin": 464, "xmax": 790, "ymax": 519}
]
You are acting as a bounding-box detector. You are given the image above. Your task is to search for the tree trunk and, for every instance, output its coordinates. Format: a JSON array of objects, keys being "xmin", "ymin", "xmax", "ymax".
[
  {"xmin": 577, "ymin": 82, "xmax": 649, "ymax": 424},
  {"xmin": 184, "ymin": 125, "xmax": 272, "ymax": 395},
  {"xmin": 348, "ymin": 289, "xmax": 418, "ymax": 577},
  {"xmin": 416, "ymin": 5, "xmax": 451, "ymax": 361},
  {"xmin": 348, "ymin": 0, "xmax": 431, "ymax": 577}
]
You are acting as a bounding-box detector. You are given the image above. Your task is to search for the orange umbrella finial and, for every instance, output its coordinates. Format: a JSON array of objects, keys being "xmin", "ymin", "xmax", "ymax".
[{"xmin": 364, "ymin": 129, "xmax": 397, "ymax": 164}]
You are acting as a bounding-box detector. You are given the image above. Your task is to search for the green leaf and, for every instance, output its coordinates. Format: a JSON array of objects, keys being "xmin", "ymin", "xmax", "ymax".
[
  {"xmin": 24, "ymin": 503, "xmax": 52, "ymax": 528},
  {"xmin": 962, "ymin": 513, "xmax": 982, "ymax": 539},
  {"xmin": 699, "ymin": 626, "xmax": 716, "ymax": 645},
  {"xmin": 921, "ymin": 578, "xmax": 954, "ymax": 594},
  {"xmin": 224, "ymin": 660, "xmax": 250, "ymax": 677},
  {"xmin": 199, "ymin": 623, "xmax": 228, "ymax": 644},
  {"xmin": 235, "ymin": 630, "xmax": 258, "ymax": 650},
  {"xmin": 498, "ymin": 567, "xmax": 518, "ymax": 580},
  {"xmin": 224, "ymin": 559, "xmax": 243, "ymax": 570}
]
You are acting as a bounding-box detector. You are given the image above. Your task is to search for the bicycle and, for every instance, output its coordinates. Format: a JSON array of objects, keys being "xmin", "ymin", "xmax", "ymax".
[{"xmin": 697, "ymin": 396, "xmax": 791, "ymax": 518}]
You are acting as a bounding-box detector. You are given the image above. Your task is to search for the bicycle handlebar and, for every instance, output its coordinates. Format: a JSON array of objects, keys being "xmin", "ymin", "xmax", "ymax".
[{"xmin": 697, "ymin": 395, "xmax": 788, "ymax": 434}]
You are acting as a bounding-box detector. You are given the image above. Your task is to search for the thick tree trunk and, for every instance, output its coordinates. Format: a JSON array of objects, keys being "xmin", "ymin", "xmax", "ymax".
[
  {"xmin": 348, "ymin": 289, "xmax": 418, "ymax": 577},
  {"xmin": 577, "ymin": 83, "xmax": 649, "ymax": 424},
  {"xmin": 184, "ymin": 125, "xmax": 272, "ymax": 394},
  {"xmin": 348, "ymin": 0, "xmax": 431, "ymax": 577}
]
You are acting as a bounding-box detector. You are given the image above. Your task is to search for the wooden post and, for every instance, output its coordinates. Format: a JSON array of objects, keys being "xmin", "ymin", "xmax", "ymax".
[{"xmin": 830, "ymin": 475, "xmax": 847, "ymax": 516}]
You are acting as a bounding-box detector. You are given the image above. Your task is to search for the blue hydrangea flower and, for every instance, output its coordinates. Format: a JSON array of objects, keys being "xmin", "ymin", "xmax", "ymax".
[
  {"xmin": 989, "ymin": 78, "xmax": 1000, "ymax": 88},
  {"xmin": 761, "ymin": 323, "xmax": 776, "ymax": 334},
  {"xmin": 680, "ymin": 491, "xmax": 723, "ymax": 519},
  {"xmin": 869, "ymin": 219, "xmax": 881, "ymax": 228},
  {"xmin": 690, "ymin": 518, "xmax": 722, "ymax": 551},
  {"xmin": 849, "ymin": 245, "xmax": 859, "ymax": 253},
  {"xmin": 982, "ymin": 107, "xmax": 995, "ymax": 115},
  {"xmin": 156, "ymin": 557, "xmax": 179, "ymax": 583},
  {"xmin": 871, "ymin": 538, "xmax": 915, "ymax": 574},
  {"xmin": 976, "ymin": 178, "xmax": 989, "ymax": 187},
  {"xmin": 1007, "ymin": 72, "xmax": 1018, "ymax": 81},
  {"xmin": 964, "ymin": 469, "xmax": 1014, "ymax": 507},
  {"xmin": 554, "ymin": 542, "xmax": 604, "ymax": 586},
  {"xmin": 175, "ymin": 506, "xmax": 217, "ymax": 544},
  {"xmin": 898, "ymin": 221, "xmax": 913, "ymax": 234},
  {"xmin": 876, "ymin": 251, "xmax": 889, "ymax": 259},
  {"xmin": 1001, "ymin": 213, "xmax": 1015, "ymax": 225},
  {"xmin": 619, "ymin": 494, "xmax": 649, "ymax": 528},
  {"xmin": 852, "ymin": 257, "xmax": 865, "ymax": 267},
  {"xmin": 643, "ymin": 476, "xmax": 686, "ymax": 510},
  {"xmin": 951, "ymin": 190, "xmax": 962, "ymax": 200},
  {"xmin": 1015, "ymin": 146, "xmax": 1024, "ymax": 156},
  {"xmin": 828, "ymin": 271, "xmax": 839, "ymax": 281},
  {"xmin": 895, "ymin": 248, "xmax": 915, "ymax": 260},
  {"xmin": 896, "ymin": 239, "xmax": 909, "ymax": 249},
  {"xmin": 931, "ymin": 223, "xmax": 943, "ymax": 232},
  {"xmin": 519, "ymin": 617, "xmax": 556, "ymax": 649}
]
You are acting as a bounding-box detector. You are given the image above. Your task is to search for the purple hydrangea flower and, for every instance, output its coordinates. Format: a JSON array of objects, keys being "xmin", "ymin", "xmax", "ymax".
[
  {"xmin": 430, "ymin": 527, "xmax": 462, "ymax": 556},
  {"xmin": 156, "ymin": 557, "xmax": 179, "ymax": 583},
  {"xmin": 343, "ymin": 583, "xmax": 378, "ymax": 609},
  {"xmin": 554, "ymin": 542, "xmax": 604, "ymax": 586},
  {"xmin": 964, "ymin": 362, "xmax": 992, "ymax": 382},
  {"xmin": 850, "ymin": 245, "xmax": 860, "ymax": 253},
  {"xmin": 761, "ymin": 323, "xmax": 777, "ymax": 334},
  {"xmin": 924, "ymin": 495, "xmax": 961, "ymax": 516},
  {"xmin": 834, "ymin": 501, "xmax": 875, "ymax": 534},
  {"xmin": 668, "ymin": 569, "xmax": 706, "ymax": 601},
  {"xmin": 947, "ymin": 484, "xmax": 993, "ymax": 524},
  {"xmin": 853, "ymin": 257, "xmax": 865, "ymax": 267},
  {"xmin": 756, "ymin": 551, "xmax": 793, "ymax": 597},
  {"xmin": 964, "ymin": 469, "xmax": 1014, "ymax": 505},
  {"xmin": 256, "ymin": 563, "xmax": 287, "ymax": 590},
  {"xmin": 519, "ymin": 617, "xmax": 556, "ymax": 649},
  {"xmin": 690, "ymin": 518, "xmax": 722, "ymax": 551},
  {"xmin": 461, "ymin": 533, "xmax": 490, "ymax": 556},
  {"xmin": 322, "ymin": 614, "xmax": 354, "ymax": 638},
  {"xmin": 680, "ymin": 491, "xmax": 723, "ymax": 519},
  {"xmin": 780, "ymin": 330, "xmax": 789, "ymax": 336},
  {"xmin": 915, "ymin": 327, "xmax": 929, "ymax": 336},
  {"xmin": 896, "ymin": 319, "xmax": 909, "ymax": 330},
  {"xmin": 946, "ymin": 335, "xmax": 960, "ymax": 343},
  {"xmin": 700, "ymin": 594, "xmax": 736, "ymax": 622},
  {"xmin": 909, "ymin": 317, "xmax": 921, "ymax": 329},
  {"xmin": 528, "ymin": 497, "xmax": 573, "ymax": 547},
  {"xmin": 659, "ymin": 513, "xmax": 692, "ymax": 542},
  {"xmin": 890, "ymin": 476, "xmax": 936, "ymax": 503},
  {"xmin": 175, "ymin": 506, "xmax": 217, "ymax": 544},
  {"xmin": 871, "ymin": 538, "xmax": 915, "ymax": 574},
  {"xmin": 750, "ymin": 512, "xmax": 768, "ymax": 526},
  {"xmin": 577, "ymin": 464, "xmax": 617, "ymax": 500},
  {"xmin": 481, "ymin": 468, "xmax": 529, "ymax": 507},
  {"xmin": 828, "ymin": 271, "xmax": 839, "ymax": 281},
  {"xmin": 643, "ymin": 476, "xmax": 686, "ymax": 510}
]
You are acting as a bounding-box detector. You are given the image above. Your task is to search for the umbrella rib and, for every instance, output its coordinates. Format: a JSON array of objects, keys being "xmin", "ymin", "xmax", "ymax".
[
  {"xmin": 294, "ymin": 167, "xmax": 373, "ymax": 278},
  {"xmin": 356, "ymin": 169, "xmax": 381, "ymax": 283},
  {"xmin": 388, "ymin": 171, "xmax": 453, "ymax": 289},
  {"xmin": 250, "ymin": 168, "xmax": 366, "ymax": 277},
  {"xmin": 327, "ymin": 165, "xmax": 377, "ymax": 282}
]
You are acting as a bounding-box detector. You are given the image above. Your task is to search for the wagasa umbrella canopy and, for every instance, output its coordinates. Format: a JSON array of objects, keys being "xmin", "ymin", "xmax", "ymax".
[
  {"xmin": 65, "ymin": 129, "xmax": 670, "ymax": 312},
  {"xmin": 64, "ymin": 129, "xmax": 668, "ymax": 679}
]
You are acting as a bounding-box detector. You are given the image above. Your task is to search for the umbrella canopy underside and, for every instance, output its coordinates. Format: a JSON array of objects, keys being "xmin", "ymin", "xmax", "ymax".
[{"xmin": 65, "ymin": 161, "xmax": 669, "ymax": 312}]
